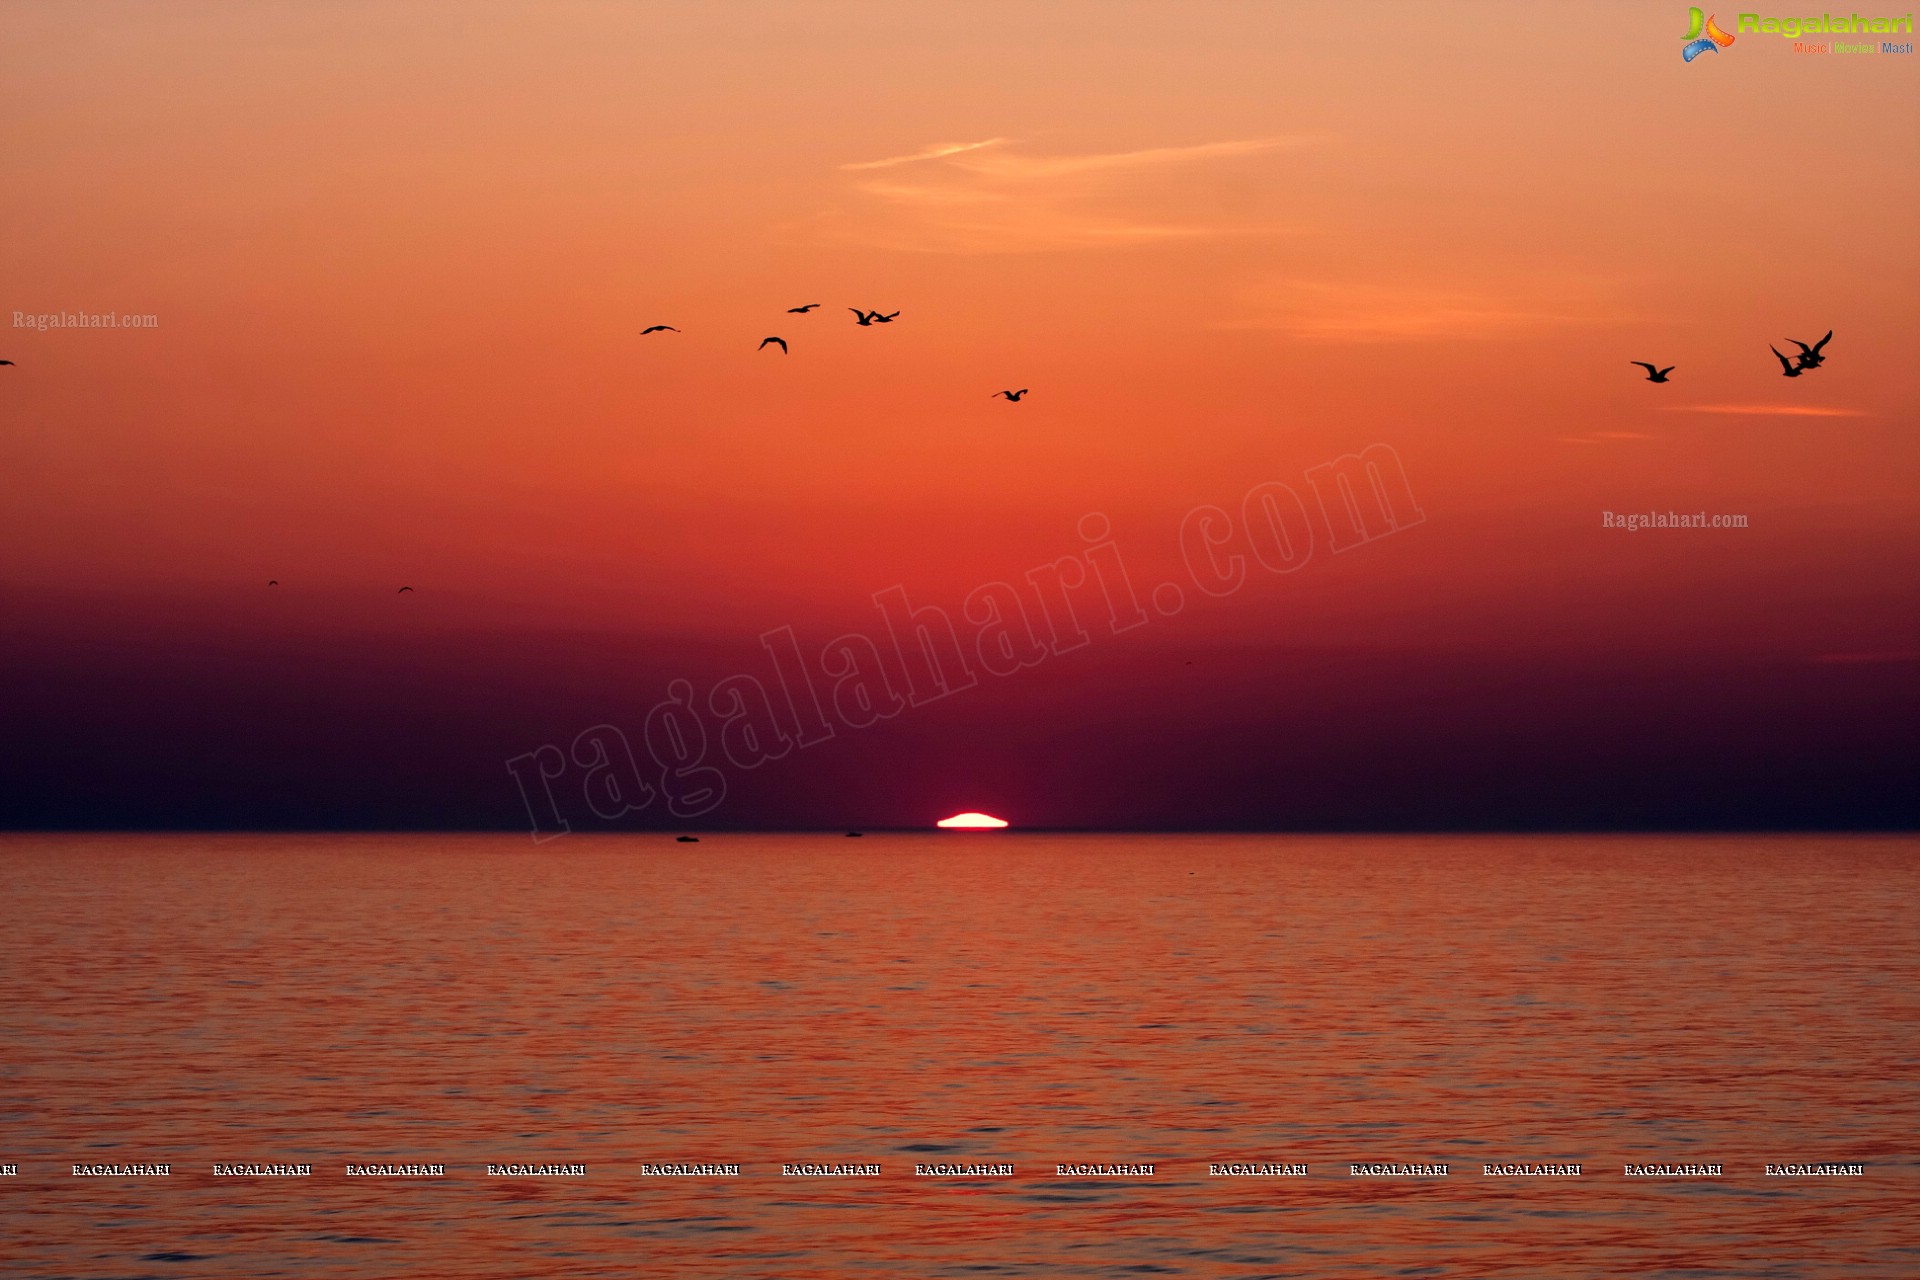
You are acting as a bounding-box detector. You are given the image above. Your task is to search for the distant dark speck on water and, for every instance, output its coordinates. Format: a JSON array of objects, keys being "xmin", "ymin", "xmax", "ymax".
[
  {"xmin": 846, "ymin": 831, "xmax": 864, "ymax": 837},
  {"xmin": 676, "ymin": 835, "xmax": 699, "ymax": 842}
]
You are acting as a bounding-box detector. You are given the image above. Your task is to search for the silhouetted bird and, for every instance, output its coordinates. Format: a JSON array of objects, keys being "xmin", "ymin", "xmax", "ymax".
[
  {"xmin": 993, "ymin": 389, "xmax": 1030, "ymax": 401},
  {"xmin": 397, "ymin": 586, "xmax": 415, "ymax": 593},
  {"xmin": 1770, "ymin": 346, "xmax": 1806, "ymax": 378},
  {"xmin": 850, "ymin": 308, "xmax": 876, "ymax": 325},
  {"xmin": 640, "ymin": 325, "xmax": 679, "ymax": 335},
  {"xmin": 871, "ymin": 311, "xmax": 900, "ymax": 323},
  {"xmin": 268, "ymin": 580, "xmax": 278, "ymax": 587},
  {"xmin": 759, "ymin": 336, "xmax": 788, "ymax": 354},
  {"xmin": 1790, "ymin": 330, "xmax": 1833, "ymax": 369},
  {"xmin": 1630, "ymin": 362, "xmax": 1674, "ymax": 383},
  {"xmin": 788, "ymin": 304, "xmax": 822, "ymax": 314},
  {"xmin": 0, "ymin": 360, "xmax": 14, "ymax": 366},
  {"xmin": 676, "ymin": 835, "xmax": 699, "ymax": 842}
]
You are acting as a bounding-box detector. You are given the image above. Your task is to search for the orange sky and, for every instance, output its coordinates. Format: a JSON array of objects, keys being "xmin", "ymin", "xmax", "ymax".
[{"xmin": 1, "ymin": 2, "xmax": 1915, "ymax": 827}]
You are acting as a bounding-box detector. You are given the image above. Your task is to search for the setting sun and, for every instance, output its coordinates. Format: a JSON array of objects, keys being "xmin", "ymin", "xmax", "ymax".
[{"xmin": 936, "ymin": 812, "xmax": 1009, "ymax": 829}]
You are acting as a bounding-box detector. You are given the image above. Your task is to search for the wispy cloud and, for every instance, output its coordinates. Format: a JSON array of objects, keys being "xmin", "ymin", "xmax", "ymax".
[
  {"xmin": 825, "ymin": 136, "xmax": 1320, "ymax": 253},
  {"xmin": 1660, "ymin": 404, "xmax": 1869, "ymax": 417},
  {"xmin": 941, "ymin": 137, "xmax": 1307, "ymax": 180},
  {"xmin": 1224, "ymin": 279, "xmax": 1633, "ymax": 341},
  {"xmin": 1557, "ymin": 431, "xmax": 1655, "ymax": 444},
  {"xmin": 838, "ymin": 138, "xmax": 1011, "ymax": 171}
]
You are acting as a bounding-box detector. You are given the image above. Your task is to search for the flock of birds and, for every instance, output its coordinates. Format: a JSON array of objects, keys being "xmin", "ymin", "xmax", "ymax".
[
  {"xmin": 1770, "ymin": 329, "xmax": 1835, "ymax": 378},
  {"xmin": 0, "ymin": 323, "xmax": 1844, "ymax": 599},
  {"xmin": 1, "ymin": 302, "xmax": 1028, "ymax": 595},
  {"xmin": 641, "ymin": 303, "xmax": 905, "ymax": 355},
  {"xmin": 1632, "ymin": 329, "xmax": 1834, "ymax": 383},
  {"xmin": 638, "ymin": 304, "xmax": 1024, "ymax": 400},
  {"xmin": 0, "ymin": 325, "xmax": 1845, "ymax": 388}
]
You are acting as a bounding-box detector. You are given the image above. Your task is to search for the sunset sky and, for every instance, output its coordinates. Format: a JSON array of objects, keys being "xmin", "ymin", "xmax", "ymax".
[{"xmin": 2, "ymin": 1, "xmax": 1915, "ymax": 829}]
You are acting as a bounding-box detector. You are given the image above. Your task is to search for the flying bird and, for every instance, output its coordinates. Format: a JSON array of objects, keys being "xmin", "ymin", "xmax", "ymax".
[
  {"xmin": 850, "ymin": 308, "xmax": 876, "ymax": 325},
  {"xmin": 397, "ymin": 586, "xmax": 415, "ymax": 593},
  {"xmin": 759, "ymin": 336, "xmax": 788, "ymax": 354},
  {"xmin": 787, "ymin": 304, "xmax": 822, "ymax": 314},
  {"xmin": 1790, "ymin": 330, "xmax": 1833, "ymax": 369},
  {"xmin": 267, "ymin": 580, "xmax": 278, "ymax": 587},
  {"xmin": 993, "ymin": 388, "xmax": 1030, "ymax": 401},
  {"xmin": 0, "ymin": 360, "xmax": 14, "ymax": 366},
  {"xmin": 1770, "ymin": 345, "xmax": 1807, "ymax": 378},
  {"xmin": 640, "ymin": 325, "xmax": 679, "ymax": 335},
  {"xmin": 870, "ymin": 311, "xmax": 900, "ymax": 323},
  {"xmin": 1630, "ymin": 362, "xmax": 1674, "ymax": 383}
]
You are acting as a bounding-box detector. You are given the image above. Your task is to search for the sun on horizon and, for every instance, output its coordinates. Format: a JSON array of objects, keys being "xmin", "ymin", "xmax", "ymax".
[{"xmin": 936, "ymin": 812, "xmax": 1009, "ymax": 830}]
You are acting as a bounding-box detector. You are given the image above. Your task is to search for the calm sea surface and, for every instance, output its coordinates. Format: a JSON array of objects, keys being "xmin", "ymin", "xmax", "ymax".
[{"xmin": 1, "ymin": 833, "xmax": 1915, "ymax": 1278}]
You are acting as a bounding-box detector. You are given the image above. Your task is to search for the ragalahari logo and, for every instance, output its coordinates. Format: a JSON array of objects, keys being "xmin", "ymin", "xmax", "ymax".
[{"xmin": 1684, "ymin": 7, "xmax": 1738, "ymax": 58}]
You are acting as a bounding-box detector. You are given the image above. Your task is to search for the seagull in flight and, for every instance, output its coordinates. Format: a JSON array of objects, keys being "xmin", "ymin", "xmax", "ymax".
[
  {"xmin": 993, "ymin": 388, "xmax": 1030, "ymax": 401},
  {"xmin": 1769, "ymin": 346, "xmax": 1806, "ymax": 378},
  {"xmin": 267, "ymin": 580, "xmax": 278, "ymax": 587},
  {"xmin": 1630, "ymin": 362, "xmax": 1673, "ymax": 383},
  {"xmin": 397, "ymin": 586, "xmax": 415, "ymax": 593},
  {"xmin": 870, "ymin": 311, "xmax": 900, "ymax": 323},
  {"xmin": 640, "ymin": 325, "xmax": 679, "ymax": 335},
  {"xmin": 850, "ymin": 308, "xmax": 876, "ymax": 325},
  {"xmin": 787, "ymin": 304, "xmax": 822, "ymax": 314},
  {"xmin": 759, "ymin": 336, "xmax": 787, "ymax": 354},
  {"xmin": 0, "ymin": 360, "xmax": 14, "ymax": 366},
  {"xmin": 1790, "ymin": 330, "xmax": 1833, "ymax": 369}
]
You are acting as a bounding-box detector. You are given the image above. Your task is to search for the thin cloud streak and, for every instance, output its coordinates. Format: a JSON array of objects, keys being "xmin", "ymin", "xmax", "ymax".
[
  {"xmin": 827, "ymin": 135, "xmax": 1321, "ymax": 253},
  {"xmin": 944, "ymin": 136, "xmax": 1319, "ymax": 179},
  {"xmin": 839, "ymin": 138, "xmax": 1012, "ymax": 171},
  {"xmin": 1557, "ymin": 431, "xmax": 1655, "ymax": 444},
  {"xmin": 1223, "ymin": 279, "xmax": 1634, "ymax": 341},
  {"xmin": 1661, "ymin": 404, "xmax": 1870, "ymax": 417}
]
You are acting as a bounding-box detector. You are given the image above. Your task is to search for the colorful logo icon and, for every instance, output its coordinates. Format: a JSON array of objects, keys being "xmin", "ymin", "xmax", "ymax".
[{"xmin": 1683, "ymin": 8, "xmax": 1737, "ymax": 60}]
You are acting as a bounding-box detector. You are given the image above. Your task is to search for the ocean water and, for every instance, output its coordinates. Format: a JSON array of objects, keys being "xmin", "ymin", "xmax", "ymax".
[{"xmin": 0, "ymin": 832, "xmax": 1914, "ymax": 1278}]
